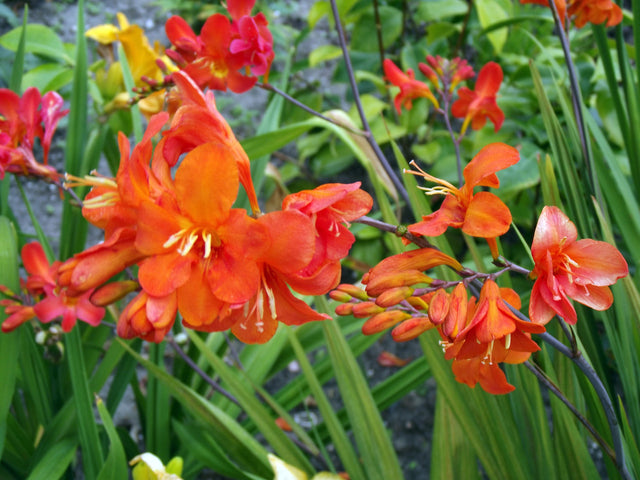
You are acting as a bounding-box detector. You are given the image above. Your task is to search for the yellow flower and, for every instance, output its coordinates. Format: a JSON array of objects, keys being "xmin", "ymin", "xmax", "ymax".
[
  {"xmin": 130, "ymin": 453, "xmax": 183, "ymax": 480},
  {"xmin": 268, "ymin": 454, "xmax": 345, "ymax": 480}
]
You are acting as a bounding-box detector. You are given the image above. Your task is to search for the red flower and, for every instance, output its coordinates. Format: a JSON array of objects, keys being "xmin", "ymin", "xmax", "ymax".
[
  {"xmin": 451, "ymin": 62, "xmax": 504, "ymax": 134},
  {"xmin": 419, "ymin": 56, "xmax": 474, "ymax": 92},
  {"xmin": 0, "ymin": 87, "xmax": 67, "ymax": 181},
  {"xmin": 165, "ymin": 15, "xmax": 256, "ymax": 93},
  {"xmin": 529, "ymin": 206, "xmax": 628, "ymax": 325},
  {"xmin": 383, "ymin": 59, "xmax": 439, "ymax": 113},
  {"xmin": 165, "ymin": 3, "xmax": 274, "ymax": 93},
  {"xmin": 1, "ymin": 242, "xmax": 104, "ymax": 333},
  {"xmin": 408, "ymin": 142, "xmax": 519, "ymax": 238}
]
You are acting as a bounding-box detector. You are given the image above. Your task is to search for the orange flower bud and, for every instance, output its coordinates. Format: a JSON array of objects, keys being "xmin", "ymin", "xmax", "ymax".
[
  {"xmin": 335, "ymin": 284, "xmax": 369, "ymax": 301},
  {"xmin": 405, "ymin": 295, "xmax": 429, "ymax": 311},
  {"xmin": 335, "ymin": 303, "xmax": 354, "ymax": 316},
  {"xmin": 329, "ymin": 290, "xmax": 353, "ymax": 303},
  {"xmin": 375, "ymin": 286, "xmax": 414, "ymax": 308},
  {"xmin": 428, "ymin": 288, "xmax": 450, "ymax": 325},
  {"xmin": 442, "ymin": 283, "xmax": 469, "ymax": 339},
  {"xmin": 362, "ymin": 310, "xmax": 411, "ymax": 335},
  {"xmin": 391, "ymin": 316, "xmax": 435, "ymax": 342},
  {"xmin": 352, "ymin": 301, "xmax": 385, "ymax": 318},
  {"xmin": 90, "ymin": 280, "xmax": 140, "ymax": 306}
]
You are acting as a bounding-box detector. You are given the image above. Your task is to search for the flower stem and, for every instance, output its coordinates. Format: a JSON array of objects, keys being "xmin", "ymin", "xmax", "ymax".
[
  {"xmin": 328, "ymin": 0, "xmax": 411, "ymax": 207},
  {"xmin": 523, "ymin": 360, "xmax": 615, "ymax": 460},
  {"xmin": 167, "ymin": 336, "xmax": 240, "ymax": 405}
]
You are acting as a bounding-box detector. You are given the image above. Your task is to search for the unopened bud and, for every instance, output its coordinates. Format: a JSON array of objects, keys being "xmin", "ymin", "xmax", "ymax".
[
  {"xmin": 391, "ymin": 316, "xmax": 435, "ymax": 342},
  {"xmin": 375, "ymin": 286, "xmax": 414, "ymax": 308},
  {"xmin": 428, "ymin": 289, "xmax": 450, "ymax": 325},
  {"xmin": 405, "ymin": 295, "xmax": 429, "ymax": 311},
  {"xmin": 335, "ymin": 284, "xmax": 368, "ymax": 301},
  {"xmin": 141, "ymin": 75, "xmax": 158, "ymax": 88},
  {"xmin": 90, "ymin": 280, "xmax": 139, "ymax": 306},
  {"xmin": 352, "ymin": 301, "xmax": 385, "ymax": 318},
  {"xmin": 329, "ymin": 290, "xmax": 352, "ymax": 303},
  {"xmin": 362, "ymin": 310, "xmax": 412, "ymax": 335},
  {"xmin": 335, "ymin": 303, "xmax": 354, "ymax": 316},
  {"xmin": 155, "ymin": 57, "xmax": 168, "ymax": 72}
]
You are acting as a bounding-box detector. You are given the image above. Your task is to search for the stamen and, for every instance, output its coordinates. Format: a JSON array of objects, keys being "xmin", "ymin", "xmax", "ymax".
[
  {"xmin": 81, "ymin": 191, "xmax": 120, "ymax": 209},
  {"xmin": 505, "ymin": 333, "xmax": 511, "ymax": 350},
  {"xmin": 163, "ymin": 229, "xmax": 187, "ymax": 249},
  {"xmin": 202, "ymin": 231, "xmax": 212, "ymax": 258}
]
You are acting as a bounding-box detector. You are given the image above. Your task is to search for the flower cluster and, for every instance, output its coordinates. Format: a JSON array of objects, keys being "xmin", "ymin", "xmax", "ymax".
[
  {"xmin": 165, "ymin": 0, "xmax": 274, "ymax": 93},
  {"xmin": 1, "ymin": 242, "xmax": 104, "ymax": 333},
  {"xmin": 0, "ymin": 87, "xmax": 68, "ymax": 182},
  {"xmin": 332, "ymin": 142, "xmax": 628, "ymax": 393},
  {"xmin": 521, "ymin": 0, "xmax": 623, "ymax": 29},
  {"xmin": 46, "ymin": 71, "xmax": 371, "ymax": 344},
  {"xmin": 383, "ymin": 56, "xmax": 503, "ymax": 134}
]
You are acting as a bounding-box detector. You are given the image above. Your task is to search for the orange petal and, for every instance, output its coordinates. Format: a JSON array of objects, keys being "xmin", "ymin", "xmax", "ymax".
[{"xmin": 463, "ymin": 191, "xmax": 512, "ymax": 238}]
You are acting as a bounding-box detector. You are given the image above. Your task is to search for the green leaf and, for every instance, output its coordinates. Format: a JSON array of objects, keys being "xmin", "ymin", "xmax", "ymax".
[
  {"xmin": 415, "ymin": 0, "xmax": 468, "ymax": 22},
  {"xmin": 117, "ymin": 339, "xmax": 273, "ymax": 477},
  {"xmin": 186, "ymin": 331, "xmax": 315, "ymax": 475},
  {"xmin": 22, "ymin": 63, "xmax": 73, "ymax": 92},
  {"xmin": 320, "ymin": 298, "xmax": 404, "ymax": 480},
  {"xmin": 25, "ymin": 439, "xmax": 77, "ymax": 480},
  {"xmin": 0, "ymin": 24, "xmax": 73, "ymax": 64},
  {"xmin": 309, "ymin": 45, "xmax": 343, "ymax": 67},
  {"xmin": 0, "ymin": 217, "xmax": 19, "ymax": 457},
  {"xmin": 96, "ymin": 397, "xmax": 128, "ymax": 480},
  {"xmin": 475, "ymin": 0, "xmax": 509, "ymax": 53},
  {"xmin": 351, "ymin": 6, "xmax": 402, "ymax": 52}
]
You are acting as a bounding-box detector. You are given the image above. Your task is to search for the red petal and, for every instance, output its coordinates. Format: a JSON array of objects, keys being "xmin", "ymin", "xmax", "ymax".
[
  {"xmin": 463, "ymin": 142, "xmax": 519, "ymax": 189},
  {"xmin": 564, "ymin": 239, "xmax": 628, "ymax": 286},
  {"xmin": 531, "ymin": 206, "xmax": 578, "ymax": 263},
  {"xmin": 475, "ymin": 62, "xmax": 503, "ymax": 97}
]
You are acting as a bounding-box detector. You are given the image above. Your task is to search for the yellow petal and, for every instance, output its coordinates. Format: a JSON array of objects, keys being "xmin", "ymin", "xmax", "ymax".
[
  {"xmin": 116, "ymin": 12, "xmax": 130, "ymax": 30},
  {"xmin": 268, "ymin": 454, "xmax": 308, "ymax": 480},
  {"xmin": 85, "ymin": 24, "xmax": 120, "ymax": 44}
]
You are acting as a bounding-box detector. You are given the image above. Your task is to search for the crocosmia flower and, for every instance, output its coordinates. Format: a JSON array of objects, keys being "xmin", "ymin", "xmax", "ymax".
[
  {"xmin": 383, "ymin": 59, "xmax": 439, "ymax": 113},
  {"xmin": 1, "ymin": 242, "xmax": 105, "ymax": 333},
  {"xmin": 165, "ymin": 0, "xmax": 274, "ymax": 93},
  {"xmin": 529, "ymin": 206, "xmax": 628, "ymax": 325},
  {"xmin": 451, "ymin": 62, "xmax": 504, "ymax": 134},
  {"xmin": 569, "ymin": 0, "xmax": 622, "ymax": 28},
  {"xmin": 408, "ymin": 142, "xmax": 519, "ymax": 238},
  {"xmin": 283, "ymin": 182, "xmax": 373, "ymax": 292},
  {"xmin": 419, "ymin": 55, "xmax": 474, "ymax": 93},
  {"xmin": 0, "ymin": 87, "xmax": 67, "ymax": 181}
]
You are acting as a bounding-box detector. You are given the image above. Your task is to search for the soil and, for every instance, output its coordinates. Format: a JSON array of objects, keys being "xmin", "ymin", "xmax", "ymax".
[{"xmin": 1, "ymin": 1, "xmax": 434, "ymax": 479}]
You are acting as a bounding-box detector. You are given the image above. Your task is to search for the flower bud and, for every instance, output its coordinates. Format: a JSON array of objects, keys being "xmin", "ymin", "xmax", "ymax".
[
  {"xmin": 91, "ymin": 280, "xmax": 139, "ymax": 306},
  {"xmin": 362, "ymin": 310, "xmax": 411, "ymax": 335},
  {"xmin": 428, "ymin": 288, "xmax": 450, "ymax": 325},
  {"xmin": 335, "ymin": 303, "xmax": 354, "ymax": 316},
  {"xmin": 391, "ymin": 316, "xmax": 435, "ymax": 342},
  {"xmin": 335, "ymin": 284, "xmax": 369, "ymax": 301},
  {"xmin": 352, "ymin": 301, "xmax": 385, "ymax": 318},
  {"xmin": 329, "ymin": 290, "xmax": 352, "ymax": 303},
  {"xmin": 375, "ymin": 286, "xmax": 414, "ymax": 308}
]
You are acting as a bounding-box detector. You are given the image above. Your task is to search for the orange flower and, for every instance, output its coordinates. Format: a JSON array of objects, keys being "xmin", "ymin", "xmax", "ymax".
[
  {"xmin": 408, "ymin": 142, "xmax": 519, "ymax": 238},
  {"xmin": 569, "ymin": 0, "xmax": 622, "ymax": 28},
  {"xmin": 451, "ymin": 62, "xmax": 504, "ymax": 134},
  {"xmin": 383, "ymin": 59, "xmax": 439, "ymax": 113},
  {"xmin": 163, "ymin": 71, "xmax": 260, "ymax": 214},
  {"xmin": 529, "ymin": 206, "xmax": 628, "ymax": 325},
  {"xmin": 225, "ymin": 210, "xmax": 331, "ymax": 343},
  {"xmin": 283, "ymin": 182, "xmax": 373, "ymax": 292},
  {"xmin": 134, "ymin": 142, "xmax": 268, "ymax": 330}
]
